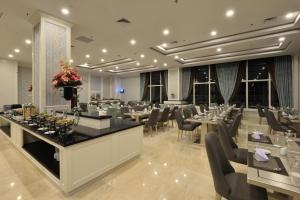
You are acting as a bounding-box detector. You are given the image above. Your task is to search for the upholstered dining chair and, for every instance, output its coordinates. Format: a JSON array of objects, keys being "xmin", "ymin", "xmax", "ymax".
[
  {"xmin": 183, "ymin": 107, "xmax": 193, "ymax": 119},
  {"xmin": 265, "ymin": 109, "xmax": 294, "ymax": 134},
  {"xmin": 190, "ymin": 105, "xmax": 199, "ymax": 116},
  {"xmin": 143, "ymin": 109, "xmax": 160, "ymax": 136},
  {"xmin": 174, "ymin": 110, "xmax": 198, "ymax": 140},
  {"xmin": 228, "ymin": 113, "xmax": 242, "ymax": 140},
  {"xmin": 158, "ymin": 107, "xmax": 170, "ymax": 131},
  {"xmin": 168, "ymin": 106, "xmax": 178, "ymax": 127},
  {"xmin": 199, "ymin": 104, "xmax": 205, "ymax": 113},
  {"xmin": 256, "ymin": 104, "xmax": 266, "ymax": 124},
  {"xmin": 205, "ymin": 133, "xmax": 268, "ymax": 200},
  {"xmin": 217, "ymin": 120, "xmax": 247, "ymax": 165}
]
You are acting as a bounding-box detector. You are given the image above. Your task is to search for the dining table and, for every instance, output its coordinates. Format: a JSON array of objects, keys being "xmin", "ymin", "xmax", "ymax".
[
  {"xmin": 123, "ymin": 111, "xmax": 150, "ymax": 122},
  {"xmin": 247, "ymin": 132, "xmax": 300, "ymax": 199}
]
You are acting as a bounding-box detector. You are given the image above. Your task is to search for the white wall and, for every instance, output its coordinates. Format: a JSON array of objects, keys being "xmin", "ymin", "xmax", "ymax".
[
  {"xmin": 168, "ymin": 68, "xmax": 181, "ymax": 100},
  {"xmin": 18, "ymin": 67, "xmax": 32, "ymax": 104},
  {"xmin": 0, "ymin": 60, "xmax": 18, "ymax": 107}
]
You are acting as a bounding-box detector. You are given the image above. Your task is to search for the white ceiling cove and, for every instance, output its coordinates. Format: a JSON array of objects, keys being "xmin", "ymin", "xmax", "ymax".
[{"xmin": 0, "ymin": 0, "xmax": 300, "ymax": 75}]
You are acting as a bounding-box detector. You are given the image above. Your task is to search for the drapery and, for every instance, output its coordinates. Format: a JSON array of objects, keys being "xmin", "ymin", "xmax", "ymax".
[
  {"xmin": 216, "ymin": 62, "xmax": 239, "ymax": 105},
  {"xmin": 162, "ymin": 70, "xmax": 168, "ymax": 101},
  {"xmin": 140, "ymin": 72, "xmax": 150, "ymax": 101},
  {"xmin": 274, "ymin": 55, "xmax": 293, "ymax": 108},
  {"xmin": 182, "ymin": 68, "xmax": 192, "ymax": 100}
]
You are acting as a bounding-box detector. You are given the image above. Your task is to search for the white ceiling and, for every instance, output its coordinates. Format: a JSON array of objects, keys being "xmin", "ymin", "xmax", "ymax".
[{"xmin": 1, "ymin": 0, "xmax": 300, "ymax": 75}]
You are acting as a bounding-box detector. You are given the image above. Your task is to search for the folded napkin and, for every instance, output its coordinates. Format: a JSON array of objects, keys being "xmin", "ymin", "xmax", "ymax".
[
  {"xmin": 251, "ymin": 131, "xmax": 264, "ymax": 140},
  {"xmin": 282, "ymin": 112, "xmax": 288, "ymax": 116},
  {"xmin": 289, "ymin": 114, "xmax": 296, "ymax": 120},
  {"xmin": 254, "ymin": 148, "xmax": 269, "ymax": 162}
]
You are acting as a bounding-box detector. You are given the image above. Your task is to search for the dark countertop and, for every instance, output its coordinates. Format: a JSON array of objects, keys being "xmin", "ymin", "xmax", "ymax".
[
  {"xmin": 0, "ymin": 114, "xmax": 142, "ymax": 147},
  {"xmin": 57, "ymin": 111, "xmax": 112, "ymax": 120}
]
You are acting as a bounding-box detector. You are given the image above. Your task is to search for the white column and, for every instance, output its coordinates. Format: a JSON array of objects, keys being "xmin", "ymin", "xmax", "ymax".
[
  {"xmin": 168, "ymin": 67, "xmax": 181, "ymax": 100},
  {"xmin": 30, "ymin": 12, "xmax": 72, "ymax": 112}
]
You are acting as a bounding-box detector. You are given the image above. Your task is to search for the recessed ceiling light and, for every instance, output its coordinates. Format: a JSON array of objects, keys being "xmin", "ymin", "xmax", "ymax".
[
  {"xmin": 8, "ymin": 54, "xmax": 13, "ymax": 58},
  {"xmin": 174, "ymin": 55, "xmax": 179, "ymax": 59},
  {"xmin": 84, "ymin": 62, "xmax": 88, "ymax": 66},
  {"xmin": 226, "ymin": 9, "xmax": 235, "ymax": 17},
  {"xmin": 69, "ymin": 59, "xmax": 74, "ymax": 63},
  {"xmin": 102, "ymin": 48, "xmax": 107, "ymax": 53},
  {"xmin": 25, "ymin": 39, "xmax": 31, "ymax": 44},
  {"xmin": 153, "ymin": 59, "xmax": 158, "ymax": 63},
  {"xmin": 100, "ymin": 58, "xmax": 105, "ymax": 62},
  {"xmin": 61, "ymin": 8, "xmax": 70, "ymax": 15},
  {"xmin": 130, "ymin": 39, "xmax": 136, "ymax": 45},
  {"xmin": 99, "ymin": 69, "xmax": 103, "ymax": 72},
  {"xmin": 85, "ymin": 54, "xmax": 90, "ymax": 58},
  {"xmin": 115, "ymin": 66, "xmax": 119, "ymax": 69},
  {"xmin": 136, "ymin": 62, "xmax": 140, "ymax": 66},
  {"xmin": 285, "ymin": 12, "xmax": 294, "ymax": 19},
  {"xmin": 14, "ymin": 49, "xmax": 20, "ymax": 53},
  {"xmin": 163, "ymin": 29, "xmax": 170, "ymax": 35},
  {"xmin": 211, "ymin": 31, "xmax": 217, "ymax": 36},
  {"xmin": 163, "ymin": 63, "xmax": 168, "ymax": 67},
  {"xmin": 140, "ymin": 54, "xmax": 145, "ymax": 58},
  {"xmin": 217, "ymin": 47, "xmax": 222, "ymax": 52},
  {"xmin": 162, "ymin": 43, "xmax": 168, "ymax": 48},
  {"xmin": 278, "ymin": 37, "xmax": 285, "ymax": 42}
]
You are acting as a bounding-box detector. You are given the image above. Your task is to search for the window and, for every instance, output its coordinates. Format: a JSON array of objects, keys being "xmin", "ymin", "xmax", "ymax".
[
  {"xmin": 144, "ymin": 71, "xmax": 167, "ymax": 103},
  {"xmin": 190, "ymin": 57, "xmax": 279, "ymax": 108}
]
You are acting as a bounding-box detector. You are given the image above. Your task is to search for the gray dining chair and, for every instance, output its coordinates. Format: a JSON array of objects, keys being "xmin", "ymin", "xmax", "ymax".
[
  {"xmin": 256, "ymin": 104, "xmax": 265, "ymax": 124},
  {"xmin": 190, "ymin": 105, "xmax": 198, "ymax": 116},
  {"xmin": 175, "ymin": 110, "xmax": 198, "ymax": 140},
  {"xmin": 217, "ymin": 120, "xmax": 247, "ymax": 165},
  {"xmin": 199, "ymin": 104, "xmax": 205, "ymax": 113},
  {"xmin": 158, "ymin": 107, "xmax": 170, "ymax": 131},
  {"xmin": 205, "ymin": 133, "xmax": 267, "ymax": 200},
  {"xmin": 143, "ymin": 109, "xmax": 160, "ymax": 136},
  {"xmin": 228, "ymin": 113, "xmax": 242, "ymax": 140},
  {"xmin": 183, "ymin": 107, "xmax": 193, "ymax": 119},
  {"xmin": 168, "ymin": 106, "xmax": 178, "ymax": 127},
  {"xmin": 265, "ymin": 109, "xmax": 294, "ymax": 134}
]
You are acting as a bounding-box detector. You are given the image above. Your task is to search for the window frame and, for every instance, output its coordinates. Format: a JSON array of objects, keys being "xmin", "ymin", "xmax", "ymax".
[{"xmin": 148, "ymin": 71, "xmax": 164, "ymax": 103}]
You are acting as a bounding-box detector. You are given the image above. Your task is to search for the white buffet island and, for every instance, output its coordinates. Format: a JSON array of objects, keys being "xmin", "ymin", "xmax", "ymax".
[{"xmin": 0, "ymin": 114, "xmax": 143, "ymax": 193}]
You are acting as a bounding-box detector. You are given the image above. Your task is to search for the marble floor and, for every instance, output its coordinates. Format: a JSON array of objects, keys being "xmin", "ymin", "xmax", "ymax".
[{"xmin": 0, "ymin": 114, "xmax": 267, "ymax": 200}]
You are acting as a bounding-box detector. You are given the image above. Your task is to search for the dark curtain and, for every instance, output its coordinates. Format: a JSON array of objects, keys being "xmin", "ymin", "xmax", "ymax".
[
  {"xmin": 186, "ymin": 68, "xmax": 196, "ymax": 101},
  {"xmin": 229, "ymin": 61, "xmax": 246, "ymax": 103},
  {"xmin": 162, "ymin": 70, "xmax": 168, "ymax": 102},
  {"xmin": 141, "ymin": 72, "xmax": 150, "ymax": 101}
]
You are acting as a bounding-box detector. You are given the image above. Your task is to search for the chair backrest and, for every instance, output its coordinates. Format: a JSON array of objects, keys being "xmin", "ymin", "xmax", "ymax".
[
  {"xmin": 204, "ymin": 104, "xmax": 210, "ymax": 111},
  {"xmin": 190, "ymin": 105, "xmax": 198, "ymax": 116},
  {"xmin": 120, "ymin": 107, "xmax": 129, "ymax": 118},
  {"xmin": 199, "ymin": 104, "xmax": 205, "ymax": 113},
  {"xmin": 183, "ymin": 107, "xmax": 192, "ymax": 118},
  {"xmin": 217, "ymin": 121, "xmax": 238, "ymax": 161},
  {"xmin": 205, "ymin": 133, "xmax": 235, "ymax": 198},
  {"xmin": 256, "ymin": 104, "xmax": 265, "ymax": 117},
  {"xmin": 159, "ymin": 107, "xmax": 170, "ymax": 123},
  {"xmin": 264, "ymin": 107, "xmax": 271, "ymax": 125},
  {"xmin": 154, "ymin": 102, "xmax": 161, "ymax": 108},
  {"xmin": 134, "ymin": 105, "xmax": 143, "ymax": 111},
  {"xmin": 229, "ymin": 113, "xmax": 242, "ymax": 137},
  {"xmin": 267, "ymin": 110, "xmax": 284, "ymax": 131},
  {"xmin": 147, "ymin": 109, "xmax": 160, "ymax": 126},
  {"xmin": 175, "ymin": 110, "xmax": 184, "ymax": 129},
  {"xmin": 79, "ymin": 103, "xmax": 88, "ymax": 112}
]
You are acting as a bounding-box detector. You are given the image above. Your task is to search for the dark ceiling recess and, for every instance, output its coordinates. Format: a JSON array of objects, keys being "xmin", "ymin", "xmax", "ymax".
[
  {"xmin": 117, "ymin": 18, "xmax": 131, "ymax": 24},
  {"xmin": 75, "ymin": 36, "xmax": 94, "ymax": 43}
]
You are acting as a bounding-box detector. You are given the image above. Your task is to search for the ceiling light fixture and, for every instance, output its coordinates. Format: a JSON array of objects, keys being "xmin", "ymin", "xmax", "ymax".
[
  {"xmin": 162, "ymin": 43, "xmax": 167, "ymax": 48},
  {"xmin": 25, "ymin": 39, "xmax": 31, "ymax": 44},
  {"xmin": 136, "ymin": 62, "xmax": 140, "ymax": 66},
  {"xmin": 130, "ymin": 39, "xmax": 136, "ymax": 45},
  {"xmin": 211, "ymin": 31, "xmax": 217, "ymax": 36},
  {"xmin": 69, "ymin": 59, "xmax": 74, "ymax": 63},
  {"xmin": 163, "ymin": 29, "xmax": 170, "ymax": 35},
  {"xmin": 163, "ymin": 63, "xmax": 168, "ymax": 67},
  {"xmin": 285, "ymin": 12, "xmax": 294, "ymax": 19},
  {"xmin": 226, "ymin": 9, "xmax": 235, "ymax": 17},
  {"xmin": 99, "ymin": 69, "xmax": 103, "ymax": 72},
  {"xmin": 8, "ymin": 54, "xmax": 13, "ymax": 58},
  {"xmin": 153, "ymin": 59, "xmax": 158, "ymax": 63},
  {"xmin": 278, "ymin": 37, "xmax": 285, "ymax": 42},
  {"xmin": 102, "ymin": 48, "xmax": 107, "ymax": 53},
  {"xmin": 217, "ymin": 47, "xmax": 222, "ymax": 52},
  {"xmin": 85, "ymin": 54, "xmax": 90, "ymax": 58},
  {"xmin": 174, "ymin": 55, "xmax": 179, "ymax": 59},
  {"xmin": 14, "ymin": 49, "xmax": 20, "ymax": 53},
  {"xmin": 140, "ymin": 54, "xmax": 145, "ymax": 58},
  {"xmin": 115, "ymin": 66, "xmax": 119, "ymax": 69},
  {"xmin": 100, "ymin": 58, "xmax": 105, "ymax": 62},
  {"xmin": 61, "ymin": 8, "xmax": 70, "ymax": 15}
]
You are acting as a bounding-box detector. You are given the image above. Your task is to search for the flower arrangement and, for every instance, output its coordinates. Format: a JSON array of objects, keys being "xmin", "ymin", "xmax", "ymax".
[{"xmin": 52, "ymin": 61, "xmax": 82, "ymax": 88}]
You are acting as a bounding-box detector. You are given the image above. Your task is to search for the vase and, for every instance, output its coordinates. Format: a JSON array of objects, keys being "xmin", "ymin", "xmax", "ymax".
[{"xmin": 63, "ymin": 86, "xmax": 73, "ymax": 101}]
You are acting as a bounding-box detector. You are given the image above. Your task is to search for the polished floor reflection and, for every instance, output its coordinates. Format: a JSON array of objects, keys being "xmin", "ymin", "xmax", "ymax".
[{"xmin": 0, "ymin": 113, "xmax": 266, "ymax": 200}]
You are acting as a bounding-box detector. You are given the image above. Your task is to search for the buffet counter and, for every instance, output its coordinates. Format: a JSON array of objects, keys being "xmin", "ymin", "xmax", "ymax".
[{"xmin": 0, "ymin": 114, "xmax": 143, "ymax": 193}]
